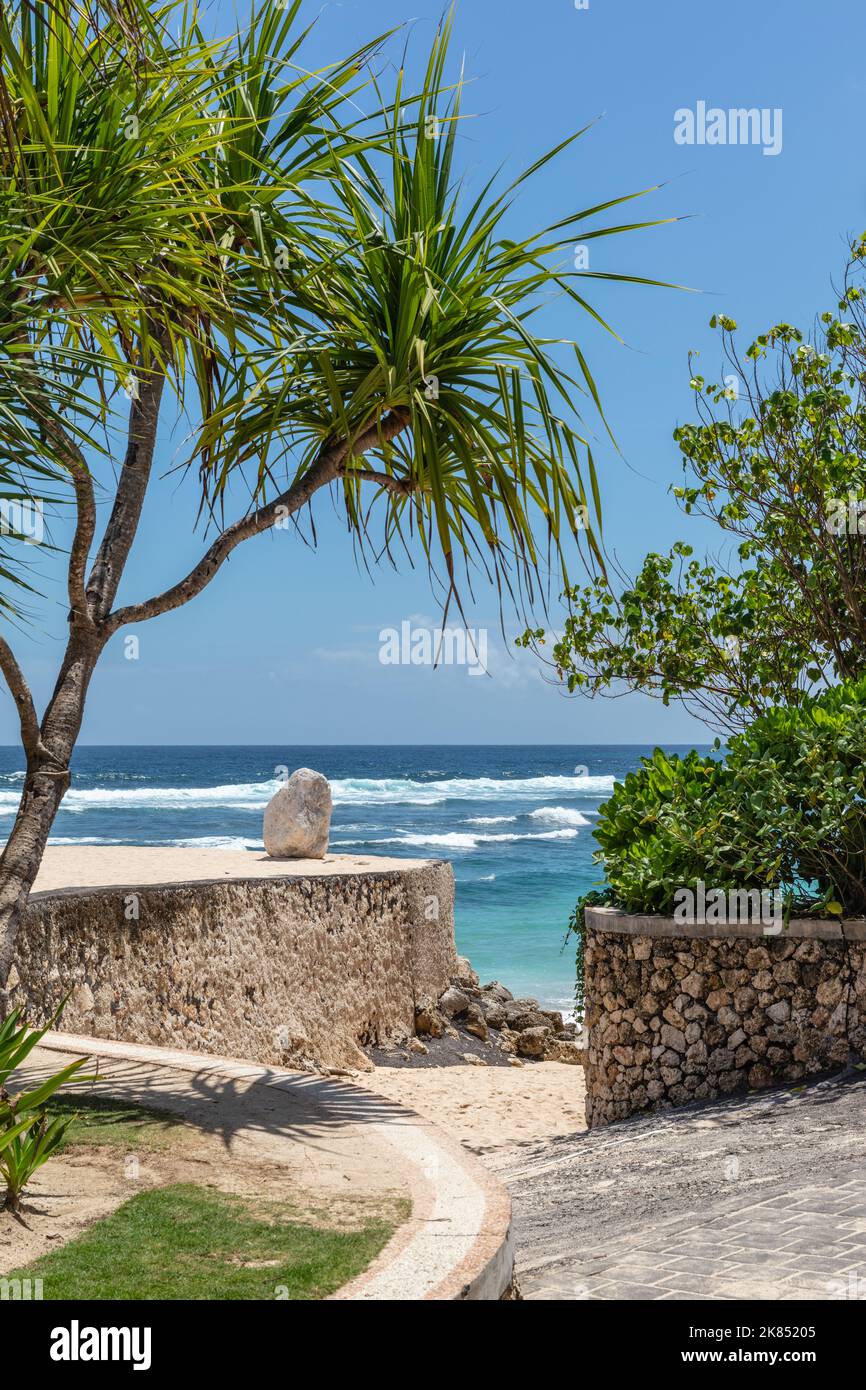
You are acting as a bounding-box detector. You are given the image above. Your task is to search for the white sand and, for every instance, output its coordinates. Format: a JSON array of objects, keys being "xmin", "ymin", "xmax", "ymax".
[
  {"xmin": 365, "ymin": 1062, "xmax": 586, "ymax": 1157},
  {"xmin": 33, "ymin": 846, "xmax": 432, "ymax": 893}
]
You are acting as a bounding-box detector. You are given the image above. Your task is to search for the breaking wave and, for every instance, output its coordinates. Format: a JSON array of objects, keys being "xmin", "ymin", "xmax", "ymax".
[
  {"xmin": 0, "ymin": 771, "xmax": 614, "ymax": 816},
  {"xmin": 345, "ymin": 827, "xmax": 580, "ymax": 851},
  {"xmin": 528, "ymin": 806, "xmax": 592, "ymax": 827}
]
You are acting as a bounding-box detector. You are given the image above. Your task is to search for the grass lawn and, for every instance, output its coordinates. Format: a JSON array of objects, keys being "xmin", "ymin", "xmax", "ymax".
[
  {"xmin": 6, "ymin": 1094, "xmax": 402, "ymax": 1299},
  {"xmin": 7, "ymin": 1183, "xmax": 397, "ymax": 1300}
]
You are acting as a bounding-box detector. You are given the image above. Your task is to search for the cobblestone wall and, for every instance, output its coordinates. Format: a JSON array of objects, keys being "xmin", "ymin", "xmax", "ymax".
[{"xmin": 584, "ymin": 907, "xmax": 866, "ymax": 1128}]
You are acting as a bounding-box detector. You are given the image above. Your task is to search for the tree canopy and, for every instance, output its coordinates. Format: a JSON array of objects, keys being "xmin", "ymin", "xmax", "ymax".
[{"xmin": 543, "ymin": 239, "xmax": 866, "ymax": 731}]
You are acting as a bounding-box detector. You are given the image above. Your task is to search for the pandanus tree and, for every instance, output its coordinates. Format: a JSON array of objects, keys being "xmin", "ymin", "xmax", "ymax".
[{"xmin": 0, "ymin": 0, "xmax": 672, "ymax": 989}]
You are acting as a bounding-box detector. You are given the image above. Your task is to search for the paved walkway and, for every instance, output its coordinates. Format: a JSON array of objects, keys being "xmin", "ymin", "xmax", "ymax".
[{"xmin": 488, "ymin": 1070, "xmax": 866, "ymax": 1300}]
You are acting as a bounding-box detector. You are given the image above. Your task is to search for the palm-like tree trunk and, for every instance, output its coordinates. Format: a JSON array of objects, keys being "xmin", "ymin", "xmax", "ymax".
[
  {"xmin": 0, "ymin": 634, "xmax": 102, "ymax": 990},
  {"xmin": 0, "ymin": 358, "xmax": 166, "ymax": 1001}
]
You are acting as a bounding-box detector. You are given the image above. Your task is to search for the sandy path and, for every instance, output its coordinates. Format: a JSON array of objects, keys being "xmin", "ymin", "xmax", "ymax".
[{"xmin": 364, "ymin": 1062, "xmax": 586, "ymax": 1157}]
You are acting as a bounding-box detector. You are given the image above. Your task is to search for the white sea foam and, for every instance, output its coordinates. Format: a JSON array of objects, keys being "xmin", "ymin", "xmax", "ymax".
[
  {"xmin": 330, "ymin": 774, "xmax": 613, "ymax": 806},
  {"xmin": 465, "ymin": 815, "xmax": 516, "ymax": 825},
  {"xmin": 0, "ymin": 771, "xmax": 615, "ymax": 815},
  {"xmin": 354, "ymin": 827, "xmax": 580, "ymax": 851},
  {"xmin": 47, "ymin": 836, "xmax": 126, "ymax": 845},
  {"xmin": 0, "ymin": 780, "xmax": 282, "ymax": 815},
  {"xmin": 168, "ymin": 835, "xmax": 264, "ymax": 850},
  {"xmin": 528, "ymin": 806, "xmax": 592, "ymax": 827}
]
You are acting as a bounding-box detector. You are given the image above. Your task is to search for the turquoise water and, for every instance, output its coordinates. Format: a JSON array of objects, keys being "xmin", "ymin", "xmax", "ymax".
[{"xmin": 0, "ymin": 744, "xmax": 706, "ymax": 1013}]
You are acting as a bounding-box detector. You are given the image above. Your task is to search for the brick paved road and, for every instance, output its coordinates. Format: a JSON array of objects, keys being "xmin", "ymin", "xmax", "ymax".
[{"xmin": 487, "ymin": 1071, "xmax": 866, "ymax": 1300}]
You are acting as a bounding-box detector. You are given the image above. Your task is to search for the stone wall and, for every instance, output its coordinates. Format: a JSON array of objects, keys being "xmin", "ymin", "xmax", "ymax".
[
  {"xmin": 584, "ymin": 906, "xmax": 866, "ymax": 1129},
  {"xmin": 9, "ymin": 854, "xmax": 457, "ymax": 1073}
]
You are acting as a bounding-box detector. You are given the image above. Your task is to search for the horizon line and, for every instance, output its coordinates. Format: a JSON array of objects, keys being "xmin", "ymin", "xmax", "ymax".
[{"xmin": 0, "ymin": 740, "xmax": 716, "ymax": 750}]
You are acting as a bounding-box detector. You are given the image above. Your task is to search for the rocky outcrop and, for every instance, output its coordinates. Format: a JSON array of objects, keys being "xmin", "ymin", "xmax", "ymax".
[
  {"xmin": 414, "ymin": 955, "xmax": 586, "ymax": 1066},
  {"xmin": 263, "ymin": 768, "xmax": 332, "ymax": 859}
]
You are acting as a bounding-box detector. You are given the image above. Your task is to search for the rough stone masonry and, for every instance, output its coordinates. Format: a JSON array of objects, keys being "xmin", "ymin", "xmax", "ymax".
[
  {"xmin": 9, "ymin": 850, "xmax": 457, "ymax": 1074},
  {"xmin": 583, "ymin": 906, "xmax": 866, "ymax": 1129}
]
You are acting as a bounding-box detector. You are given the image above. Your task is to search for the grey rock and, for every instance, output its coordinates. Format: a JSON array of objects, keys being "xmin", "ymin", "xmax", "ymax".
[
  {"xmin": 439, "ymin": 985, "xmax": 471, "ymax": 1017},
  {"xmin": 660, "ymin": 1023, "xmax": 686, "ymax": 1053},
  {"xmin": 766, "ymin": 1000, "xmax": 791, "ymax": 1024},
  {"xmin": 481, "ymin": 999, "xmax": 508, "ymax": 1029},
  {"xmin": 504, "ymin": 1001, "xmax": 550, "ymax": 1032},
  {"xmin": 482, "ymin": 980, "xmax": 514, "ymax": 1003},
  {"xmin": 263, "ymin": 768, "xmax": 332, "ymax": 859}
]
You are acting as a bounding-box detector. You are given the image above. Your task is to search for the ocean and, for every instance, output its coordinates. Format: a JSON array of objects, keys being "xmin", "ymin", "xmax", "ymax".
[{"xmin": 0, "ymin": 744, "xmax": 705, "ymax": 1015}]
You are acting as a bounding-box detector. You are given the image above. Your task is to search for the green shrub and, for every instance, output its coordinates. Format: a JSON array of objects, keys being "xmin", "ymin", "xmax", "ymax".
[
  {"xmin": 725, "ymin": 680, "xmax": 866, "ymax": 915},
  {"xmin": 0, "ymin": 1112, "xmax": 73, "ymax": 1213},
  {"xmin": 592, "ymin": 748, "xmax": 730, "ymax": 914},
  {"xmin": 579, "ymin": 678, "xmax": 866, "ymax": 923}
]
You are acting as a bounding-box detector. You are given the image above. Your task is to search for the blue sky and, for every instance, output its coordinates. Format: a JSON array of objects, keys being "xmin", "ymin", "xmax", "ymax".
[{"xmin": 2, "ymin": 0, "xmax": 864, "ymax": 745}]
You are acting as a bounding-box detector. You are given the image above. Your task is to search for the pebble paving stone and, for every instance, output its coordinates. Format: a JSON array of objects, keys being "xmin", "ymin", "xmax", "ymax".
[{"xmin": 485, "ymin": 1070, "xmax": 866, "ymax": 1300}]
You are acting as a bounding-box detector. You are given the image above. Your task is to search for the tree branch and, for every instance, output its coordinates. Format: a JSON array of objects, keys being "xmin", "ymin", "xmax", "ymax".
[
  {"xmin": 337, "ymin": 465, "xmax": 419, "ymax": 495},
  {"xmin": 43, "ymin": 418, "xmax": 97, "ymax": 628},
  {"xmin": 104, "ymin": 407, "xmax": 411, "ymax": 634},
  {"xmin": 12, "ymin": 345, "xmax": 96, "ymax": 627},
  {"xmin": 87, "ymin": 334, "xmax": 169, "ymax": 623},
  {"xmin": 0, "ymin": 635, "xmax": 40, "ymax": 755}
]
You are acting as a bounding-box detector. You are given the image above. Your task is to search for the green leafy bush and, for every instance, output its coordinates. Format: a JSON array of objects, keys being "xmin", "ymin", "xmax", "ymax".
[
  {"xmin": 580, "ymin": 678, "xmax": 866, "ymax": 922},
  {"xmin": 724, "ymin": 680, "xmax": 866, "ymax": 915},
  {"xmin": 544, "ymin": 243, "xmax": 866, "ymax": 734},
  {"xmin": 592, "ymin": 748, "xmax": 730, "ymax": 914}
]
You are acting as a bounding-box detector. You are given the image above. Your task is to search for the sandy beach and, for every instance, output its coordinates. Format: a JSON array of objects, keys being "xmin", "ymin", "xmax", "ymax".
[
  {"xmin": 31, "ymin": 845, "xmax": 430, "ymax": 892},
  {"xmin": 364, "ymin": 1061, "xmax": 586, "ymax": 1157}
]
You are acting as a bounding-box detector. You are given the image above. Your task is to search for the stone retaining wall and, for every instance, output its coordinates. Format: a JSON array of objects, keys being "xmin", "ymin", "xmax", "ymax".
[
  {"xmin": 9, "ymin": 854, "xmax": 456, "ymax": 1073},
  {"xmin": 584, "ymin": 906, "xmax": 866, "ymax": 1129}
]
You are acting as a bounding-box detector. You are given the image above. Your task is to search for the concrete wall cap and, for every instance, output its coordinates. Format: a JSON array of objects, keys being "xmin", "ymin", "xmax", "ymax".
[{"xmin": 584, "ymin": 904, "xmax": 858, "ymax": 942}]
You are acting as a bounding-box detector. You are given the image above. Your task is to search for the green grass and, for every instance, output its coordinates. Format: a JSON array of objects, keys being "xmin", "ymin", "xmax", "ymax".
[
  {"xmin": 7, "ymin": 1095, "xmax": 403, "ymax": 1298},
  {"xmin": 47, "ymin": 1094, "xmax": 186, "ymax": 1152},
  {"xmin": 6, "ymin": 1184, "xmax": 398, "ymax": 1300}
]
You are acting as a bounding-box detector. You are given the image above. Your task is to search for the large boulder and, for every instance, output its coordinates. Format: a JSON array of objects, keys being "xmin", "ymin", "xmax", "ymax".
[{"xmin": 263, "ymin": 768, "xmax": 332, "ymax": 859}]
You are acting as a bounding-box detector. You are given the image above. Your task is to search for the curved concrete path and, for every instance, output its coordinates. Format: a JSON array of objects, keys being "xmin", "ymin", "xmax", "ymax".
[
  {"xmin": 21, "ymin": 1032, "xmax": 513, "ymax": 1301},
  {"xmin": 489, "ymin": 1070, "xmax": 866, "ymax": 1300}
]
